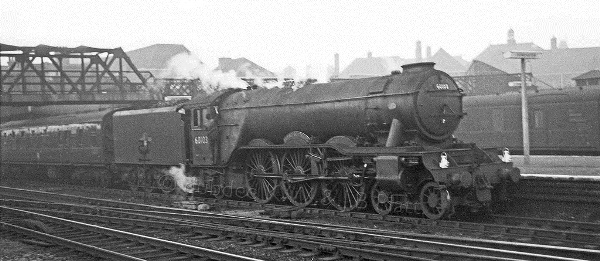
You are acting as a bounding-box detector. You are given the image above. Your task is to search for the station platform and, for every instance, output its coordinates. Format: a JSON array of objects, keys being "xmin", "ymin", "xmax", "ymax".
[{"xmin": 510, "ymin": 155, "xmax": 600, "ymax": 176}]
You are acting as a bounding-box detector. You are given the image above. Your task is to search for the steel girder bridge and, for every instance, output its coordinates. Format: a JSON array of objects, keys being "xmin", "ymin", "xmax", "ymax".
[{"xmin": 0, "ymin": 43, "xmax": 162, "ymax": 106}]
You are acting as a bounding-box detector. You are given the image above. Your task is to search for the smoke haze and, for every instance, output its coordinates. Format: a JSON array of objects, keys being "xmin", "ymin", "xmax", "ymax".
[{"xmin": 162, "ymin": 53, "xmax": 248, "ymax": 92}]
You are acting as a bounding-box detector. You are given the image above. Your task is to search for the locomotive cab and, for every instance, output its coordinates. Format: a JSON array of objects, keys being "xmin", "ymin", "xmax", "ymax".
[{"xmin": 188, "ymin": 107, "xmax": 219, "ymax": 165}]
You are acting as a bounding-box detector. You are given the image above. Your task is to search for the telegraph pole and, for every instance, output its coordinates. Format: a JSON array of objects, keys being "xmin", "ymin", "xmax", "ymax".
[{"xmin": 504, "ymin": 51, "xmax": 541, "ymax": 165}]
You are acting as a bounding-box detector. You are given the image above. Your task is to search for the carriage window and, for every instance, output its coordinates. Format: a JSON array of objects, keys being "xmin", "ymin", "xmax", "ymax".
[{"xmin": 193, "ymin": 109, "xmax": 201, "ymax": 127}]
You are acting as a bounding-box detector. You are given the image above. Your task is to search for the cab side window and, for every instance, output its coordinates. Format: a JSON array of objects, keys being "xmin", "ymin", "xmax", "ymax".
[
  {"xmin": 192, "ymin": 109, "xmax": 202, "ymax": 128},
  {"xmin": 202, "ymin": 108, "xmax": 215, "ymax": 129}
]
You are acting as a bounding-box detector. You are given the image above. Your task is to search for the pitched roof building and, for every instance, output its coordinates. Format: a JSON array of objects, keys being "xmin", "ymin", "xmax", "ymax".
[
  {"xmin": 466, "ymin": 29, "xmax": 600, "ymax": 92},
  {"xmin": 126, "ymin": 44, "xmax": 191, "ymax": 77},
  {"xmin": 339, "ymin": 44, "xmax": 467, "ymax": 79},
  {"xmin": 573, "ymin": 69, "xmax": 600, "ymax": 88},
  {"xmin": 338, "ymin": 52, "xmax": 411, "ymax": 79},
  {"xmin": 216, "ymin": 57, "xmax": 276, "ymax": 78},
  {"xmin": 426, "ymin": 48, "xmax": 467, "ymax": 76}
]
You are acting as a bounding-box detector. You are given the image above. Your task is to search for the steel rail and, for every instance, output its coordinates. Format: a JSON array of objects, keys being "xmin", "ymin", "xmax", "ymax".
[
  {"xmin": 2, "ymin": 185, "xmax": 598, "ymax": 245},
  {"xmin": 0, "ymin": 206, "xmax": 263, "ymax": 261},
  {"xmin": 2, "ymin": 185, "xmax": 599, "ymax": 258},
  {"xmin": 1, "ymin": 222, "xmax": 145, "ymax": 261},
  {"xmin": 4, "ymin": 199, "xmax": 597, "ymax": 261}
]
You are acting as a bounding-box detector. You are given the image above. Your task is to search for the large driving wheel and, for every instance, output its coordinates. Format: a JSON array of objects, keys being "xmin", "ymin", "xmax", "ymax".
[
  {"xmin": 419, "ymin": 181, "xmax": 451, "ymax": 219},
  {"xmin": 281, "ymin": 149, "xmax": 318, "ymax": 207},
  {"xmin": 370, "ymin": 181, "xmax": 394, "ymax": 215},
  {"xmin": 245, "ymin": 151, "xmax": 280, "ymax": 204},
  {"xmin": 322, "ymin": 163, "xmax": 365, "ymax": 212}
]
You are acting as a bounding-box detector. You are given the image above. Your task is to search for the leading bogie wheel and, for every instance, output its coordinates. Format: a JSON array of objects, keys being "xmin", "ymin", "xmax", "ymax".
[
  {"xmin": 419, "ymin": 181, "xmax": 451, "ymax": 219},
  {"xmin": 245, "ymin": 151, "xmax": 280, "ymax": 204},
  {"xmin": 370, "ymin": 181, "xmax": 394, "ymax": 215}
]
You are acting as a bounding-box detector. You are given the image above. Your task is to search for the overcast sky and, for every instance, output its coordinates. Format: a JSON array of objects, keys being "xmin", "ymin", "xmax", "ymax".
[{"xmin": 1, "ymin": 0, "xmax": 599, "ymax": 76}]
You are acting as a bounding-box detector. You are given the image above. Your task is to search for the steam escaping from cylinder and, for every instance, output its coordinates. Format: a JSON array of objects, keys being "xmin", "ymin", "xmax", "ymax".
[
  {"xmin": 165, "ymin": 164, "xmax": 197, "ymax": 194},
  {"xmin": 162, "ymin": 53, "xmax": 248, "ymax": 93}
]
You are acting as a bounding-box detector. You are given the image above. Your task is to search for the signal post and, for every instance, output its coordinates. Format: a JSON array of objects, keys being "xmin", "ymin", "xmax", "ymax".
[{"xmin": 504, "ymin": 50, "xmax": 542, "ymax": 165}]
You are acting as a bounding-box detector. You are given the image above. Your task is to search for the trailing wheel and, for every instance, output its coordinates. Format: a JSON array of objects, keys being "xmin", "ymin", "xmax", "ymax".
[
  {"xmin": 322, "ymin": 163, "xmax": 365, "ymax": 212},
  {"xmin": 281, "ymin": 149, "xmax": 318, "ymax": 207},
  {"xmin": 419, "ymin": 181, "xmax": 451, "ymax": 219},
  {"xmin": 245, "ymin": 151, "xmax": 280, "ymax": 204},
  {"xmin": 370, "ymin": 181, "xmax": 394, "ymax": 215}
]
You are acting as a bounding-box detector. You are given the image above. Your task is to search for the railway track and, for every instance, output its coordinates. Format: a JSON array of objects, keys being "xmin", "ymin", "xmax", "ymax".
[
  {"xmin": 1, "ymin": 206, "xmax": 262, "ymax": 261},
  {"xmin": 2, "ymin": 186, "xmax": 600, "ymax": 260},
  {"xmin": 3, "ymin": 199, "xmax": 598, "ymax": 261},
  {"xmin": 2, "ymin": 185, "xmax": 599, "ymax": 247}
]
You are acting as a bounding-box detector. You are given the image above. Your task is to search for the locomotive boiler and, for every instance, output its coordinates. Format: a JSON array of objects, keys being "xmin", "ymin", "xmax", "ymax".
[{"xmin": 223, "ymin": 62, "xmax": 462, "ymax": 146}]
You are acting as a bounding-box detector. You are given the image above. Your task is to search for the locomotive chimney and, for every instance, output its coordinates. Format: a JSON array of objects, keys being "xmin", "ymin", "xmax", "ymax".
[
  {"xmin": 334, "ymin": 53, "xmax": 340, "ymax": 77},
  {"xmin": 415, "ymin": 41, "xmax": 422, "ymax": 62},
  {"xmin": 367, "ymin": 51, "xmax": 372, "ymax": 58}
]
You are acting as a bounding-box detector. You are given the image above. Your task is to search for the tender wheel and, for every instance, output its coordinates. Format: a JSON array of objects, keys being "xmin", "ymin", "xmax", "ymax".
[
  {"xmin": 245, "ymin": 151, "xmax": 280, "ymax": 204},
  {"xmin": 370, "ymin": 181, "xmax": 394, "ymax": 215},
  {"xmin": 281, "ymin": 149, "xmax": 318, "ymax": 207},
  {"xmin": 158, "ymin": 174, "xmax": 176, "ymax": 194},
  {"xmin": 322, "ymin": 163, "xmax": 365, "ymax": 212},
  {"xmin": 419, "ymin": 181, "xmax": 451, "ymax": 219}
]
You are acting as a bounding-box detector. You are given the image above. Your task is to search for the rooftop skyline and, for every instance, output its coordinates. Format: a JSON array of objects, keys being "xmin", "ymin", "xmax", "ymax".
[{"xmin": 1, "ymin": 0, "xmax": 599, "ymax": 79}]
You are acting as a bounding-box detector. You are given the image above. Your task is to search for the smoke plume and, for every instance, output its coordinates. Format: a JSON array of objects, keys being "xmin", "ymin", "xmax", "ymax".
[
  {"xmin": 165, "ymin": 164, "xmax": 197, "ymax": 194},
  {"xmin": 162, "ymin": 53, "xmax": 248, "ymax": 92}
]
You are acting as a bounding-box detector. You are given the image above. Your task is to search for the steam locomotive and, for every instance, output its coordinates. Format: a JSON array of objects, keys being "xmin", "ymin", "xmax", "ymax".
[{"xmin": 1, "ymin": 62, "xmax": 520, "ymax": 219}]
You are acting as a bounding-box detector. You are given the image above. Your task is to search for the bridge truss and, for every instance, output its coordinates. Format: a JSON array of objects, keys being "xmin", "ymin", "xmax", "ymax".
[{"xmin": 0, "ymin": 44, "xmax": 162, "ymax": 106}]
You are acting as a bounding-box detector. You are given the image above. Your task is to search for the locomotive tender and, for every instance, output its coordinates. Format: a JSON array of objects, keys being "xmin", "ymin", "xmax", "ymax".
[{"xmin": 1, "ymin": 62, "xmax": 520, "ymax": 219}]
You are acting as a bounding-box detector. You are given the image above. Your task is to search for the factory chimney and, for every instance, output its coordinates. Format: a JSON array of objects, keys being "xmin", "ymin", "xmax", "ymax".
[
  {"xmin": 551, "ymin": 36, "xmax": 557, "ymax": 50},
  {"xmin": 507, "ymin": 28, "xmax": 516, "ymax": 45},
  {"xmin": 333, "ymin": 53, "xmax": 340, "ymax": 78},
  {"xmin": 426, "ymin": 46, "xmax": 432, "ymax": 60},
  {"xmin": 415, "ymin": 41, "xmax": 422, "ymax": 61}
]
